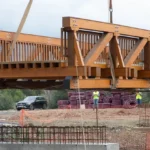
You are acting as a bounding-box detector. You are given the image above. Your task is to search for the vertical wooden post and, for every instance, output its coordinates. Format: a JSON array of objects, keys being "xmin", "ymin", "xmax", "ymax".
[
  {"xmin": 144, "ymin": 41, "xmax": 150, "ymax": 70},
  {"xmin": 68, "ymin": 31, "xmax": 76, "ymax": 66}
]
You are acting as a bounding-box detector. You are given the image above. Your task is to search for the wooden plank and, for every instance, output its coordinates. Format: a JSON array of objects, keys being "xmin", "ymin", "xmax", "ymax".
[
  {"xmin": 101, "ymin": 68, "xmax": 129, "ymax": 78},
  {"xmin": 70, "ymin": 79, "xmax": 111, "ymax": 89},
  {"xmin": 7, "ymin": 0, "xmax": 33, "ymax": 60},
  {"xmin": 74, "ymin": 32, "xmax": 84, "ymax": 66},
  {"xmin": 0, "ymin": 67, "xmax": 86, "ymax": 78},
  {"xmin": 63, "ymin": 17, "xmax": 150, "ymax": 38},
  {"xmin": 124, "ymin": 38, "xmax": 147, "ymax": 67},
  {"xmin": 84, "ymin": 33, "xmax": 113, "ymax": 65},
  {"xmin": 116, "ymin": 79, "xmax": 150, "ymax": 88},
  {"xmin": 0, "ymin": 31, "xmax": 61, "ymax": 45},
  {"xmin": 138, "ymin": 70, "xmax": 150, "ymax": 78},
  {"xmin": 2, "ymin": 80, "xmax": 63, "ymax": 89}
]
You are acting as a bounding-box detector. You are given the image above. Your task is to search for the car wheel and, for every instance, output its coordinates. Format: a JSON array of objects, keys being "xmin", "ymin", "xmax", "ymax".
[
  {"xmin": 17, "ymin": 108, "xmax": 21, "ymax": 111},
  {"xmin": 43, "ymin": 104, "xmax": 47, "ymax": 109},
  {"xmin": 30, "ymin": 104, "xmax": 34, "ymax": 110}
]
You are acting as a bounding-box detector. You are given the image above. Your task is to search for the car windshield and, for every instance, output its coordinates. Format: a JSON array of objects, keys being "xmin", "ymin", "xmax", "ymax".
[{"xmin": 23, "ymin": 96, "xmax": 35, "ymax": 102}]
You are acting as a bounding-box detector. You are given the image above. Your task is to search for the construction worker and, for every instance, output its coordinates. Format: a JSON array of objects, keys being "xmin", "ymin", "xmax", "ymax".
[
  {"xmin": 136, "ymin": 92, "xmax": 142, "ymax": 106},
  {"xmin": 92, "ymin": 91, "xmax": 100, "ymax": 110}
]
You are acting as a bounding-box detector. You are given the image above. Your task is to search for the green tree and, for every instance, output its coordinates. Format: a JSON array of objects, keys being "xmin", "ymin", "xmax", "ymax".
[
  {"xmin": 0, "ymin": 93, "xmax": 13, "ymax": 110},
  {"xmin": 21, "ymin": 89, "xmax": 44, "ymax": 96},
  {"xmin": 45, "ymin": 90, "xmax": 68, "ymax": 109},
  {"xmin": 0, "ymin": 89, "xmax": 45, "ymax": 110}
]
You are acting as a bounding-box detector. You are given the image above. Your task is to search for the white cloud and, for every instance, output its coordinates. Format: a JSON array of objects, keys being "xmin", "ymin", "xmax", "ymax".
[{"xmin": 0, "ymin": 0, "xmax": 150, "ymax": 37}]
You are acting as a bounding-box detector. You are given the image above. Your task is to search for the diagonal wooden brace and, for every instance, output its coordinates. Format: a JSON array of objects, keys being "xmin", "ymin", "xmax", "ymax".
[
  {"xmin": 114, "ymin": 36, "xmax": 125, "ymax": 67},
  {"xmin": 7, "ymin": 0, "xmax": 33, "ymax": 61},
  {"xmin": 74, "ymin": 32, "xmax": 84, "ymax": 66},
  {"xmin": 84, "ymin": 33, "xmax": 113, "ymax": 65},
  {"xmin": 124, "ymin": 38, "xmax": 147, "ymax": 67}
]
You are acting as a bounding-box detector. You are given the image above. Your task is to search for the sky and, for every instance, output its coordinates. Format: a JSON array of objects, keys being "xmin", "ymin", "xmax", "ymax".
[{"xmin": 0, "ymin": 0, "xmax": 150, "ymax": 38}]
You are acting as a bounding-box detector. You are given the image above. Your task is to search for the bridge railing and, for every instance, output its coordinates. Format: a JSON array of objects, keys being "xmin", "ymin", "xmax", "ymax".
[
  {"xmin": 0, "ymin": 126, "xmax": 107, "ymax": 144},
  {"xmin": 61, "ymin": 29, "xmax": 108, "ymax": 66},
  {"xmin": 0, "ymin": 40, "xmax": 66, "ymax": 63},
  {"xmin": 0, "ymin": 31, "xmax": 67, "ymax": 63}
]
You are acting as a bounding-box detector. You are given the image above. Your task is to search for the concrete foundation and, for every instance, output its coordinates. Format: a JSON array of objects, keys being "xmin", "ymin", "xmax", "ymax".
[{"xmin": 0, "ymin": 143, "xmax": 119, "ymax": 150}]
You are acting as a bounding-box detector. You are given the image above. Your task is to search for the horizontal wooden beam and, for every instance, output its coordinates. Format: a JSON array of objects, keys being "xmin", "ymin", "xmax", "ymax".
[
  {"xmin": 138, "ymin": 70, "xmax": 150, "ymax": 78},
  {"xmin": 0, "ymin": 67, "xmax": 86, "ymax": 79},
  {"xmin": 0, "ymin": 80, "xmax": 63, "ymax": 89},
  {"xmin": 101, "ymin": 68, "xmax": 129, "ymax": 78},
  {"xmin": 69, "ymin": 78, "xmax": 150, "ymax": 89},
  {"xmin": 70, "ymin": 79, "xmax": 111, "ymax": 89},
  {"xmin": 116, "ymin": 79, "xmax": 150, "ymax": 88},
  {"xmin": 0, "ymin": 30, "xmax": 61, "ymax": 45},
  {"xmin": 63, "ymin": 17, "xmax": 150, "ymax": 38}
]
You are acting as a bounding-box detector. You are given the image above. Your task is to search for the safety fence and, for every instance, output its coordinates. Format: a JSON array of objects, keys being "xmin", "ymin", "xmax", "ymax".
[{"xmin": 0, "ymin": 126, "xmax": 107, "ymax": 144}]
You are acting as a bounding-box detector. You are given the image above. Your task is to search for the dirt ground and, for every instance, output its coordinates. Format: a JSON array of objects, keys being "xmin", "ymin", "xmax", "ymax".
[
  {"xmin": 0, "ymin": 108, "xmax": 141, "ymax": 127},
  {"xmin": 0, "ymin": 108, "xmax": 149, "ymax": 149}
]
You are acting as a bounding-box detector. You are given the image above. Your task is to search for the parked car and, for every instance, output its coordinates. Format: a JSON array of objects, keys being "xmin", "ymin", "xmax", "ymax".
[{"xmin": 16, "ymin": 96, "xmax": 47, "ymax": 111}]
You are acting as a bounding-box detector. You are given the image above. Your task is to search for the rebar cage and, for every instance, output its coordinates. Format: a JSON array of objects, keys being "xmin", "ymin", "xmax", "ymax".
[{"xmin": 0, "ymin": 126, "xmax": 107, "ymax": 144}]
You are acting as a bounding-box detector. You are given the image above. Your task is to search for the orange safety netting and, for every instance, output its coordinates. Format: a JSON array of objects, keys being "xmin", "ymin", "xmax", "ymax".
[{"xmin": 19, "ymin": 108, "xmax": 72, "ymax": 126}]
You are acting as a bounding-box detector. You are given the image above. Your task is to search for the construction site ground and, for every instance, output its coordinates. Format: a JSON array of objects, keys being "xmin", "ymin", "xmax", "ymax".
[
  {"xmin": 0, "ymin": 108, "xmax": 148, "ymax": 149},
  {"xmin": 0, "ymin": 108, "xmax": 150, "ymax": 149}
]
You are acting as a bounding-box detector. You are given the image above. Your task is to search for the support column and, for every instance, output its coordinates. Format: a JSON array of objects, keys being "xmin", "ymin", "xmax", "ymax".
[{"xmin": 144, "ymin": 41, "xmax": 150, "ymax": 70}]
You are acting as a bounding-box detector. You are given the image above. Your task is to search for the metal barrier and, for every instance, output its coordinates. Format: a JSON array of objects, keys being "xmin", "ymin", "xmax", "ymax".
[{"xmin": 0, "ymin": 126, "xmax": 107, "ymax": 144}]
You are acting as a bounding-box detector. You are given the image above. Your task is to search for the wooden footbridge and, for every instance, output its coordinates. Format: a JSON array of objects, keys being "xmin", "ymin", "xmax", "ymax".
[{"xmin": 1, "ymin": 16, "xmax": 150, "ymax": 89}]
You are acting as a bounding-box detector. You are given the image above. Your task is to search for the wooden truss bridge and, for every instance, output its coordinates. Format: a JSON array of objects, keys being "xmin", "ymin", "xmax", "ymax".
[{"xmin": 1, "ymin": 17, "xmax": 150, "ymax": 89}]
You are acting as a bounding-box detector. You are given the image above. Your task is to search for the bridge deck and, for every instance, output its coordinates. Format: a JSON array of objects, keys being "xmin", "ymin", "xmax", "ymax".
[{"xmin": 1, "ymin": 17, "xmax": 150, "ymax": 89}]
